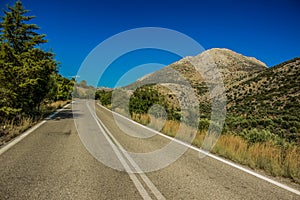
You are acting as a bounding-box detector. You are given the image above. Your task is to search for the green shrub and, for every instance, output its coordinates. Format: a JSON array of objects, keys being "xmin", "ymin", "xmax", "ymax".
[{"xmin": 240, "ymin": 128, "xmax": 276, "ymax": 144}]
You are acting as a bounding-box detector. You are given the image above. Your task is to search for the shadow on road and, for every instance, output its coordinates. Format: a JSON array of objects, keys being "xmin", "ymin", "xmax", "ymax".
[{"xmin": 50, "ymin": 109, "xmax": 81, "ymax": 121}]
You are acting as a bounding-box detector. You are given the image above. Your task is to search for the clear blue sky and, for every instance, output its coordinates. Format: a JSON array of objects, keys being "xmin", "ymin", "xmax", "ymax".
[{"xmin": 1, "ymin": 0, "xmax": 299, "ymax": 87}]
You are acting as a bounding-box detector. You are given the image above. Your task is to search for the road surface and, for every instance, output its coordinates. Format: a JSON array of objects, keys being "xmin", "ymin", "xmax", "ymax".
[{"xmin": 0, "ymin": 100, "xmax": 299, "ymax": 199}]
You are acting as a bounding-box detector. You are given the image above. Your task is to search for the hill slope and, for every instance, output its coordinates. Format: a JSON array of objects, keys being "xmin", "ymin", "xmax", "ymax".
[
  {"xmin": 226, "ymin": 57, "xmax": 300, "ymax": 141},
  {"xmin": 123, "ymin": 49, "xmax": 299, "ymax": 142}
]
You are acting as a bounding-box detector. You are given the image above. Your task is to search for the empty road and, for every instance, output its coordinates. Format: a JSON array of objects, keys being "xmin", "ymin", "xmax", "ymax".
[{"xmin": 0, "ymin": 100, "xmax": 299, "ymax": 199}]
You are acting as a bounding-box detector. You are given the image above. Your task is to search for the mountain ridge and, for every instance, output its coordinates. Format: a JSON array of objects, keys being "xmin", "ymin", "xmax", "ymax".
[
  {"xmin": 134, "ymin": 48, "xmax": 267, "ymax": 88},
  {"xmin": 120, "ymin": 48, "xmax": 299, "ymax": 142}
]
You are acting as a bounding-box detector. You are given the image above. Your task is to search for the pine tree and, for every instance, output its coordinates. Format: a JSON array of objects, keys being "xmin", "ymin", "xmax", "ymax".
[
  {"xmin": 0, "ymin": 0, "xmax": 57, "ymax": 120},
  {"xmin": 0, "ymin": 0, "xmax": 47, "ymax": 53}
]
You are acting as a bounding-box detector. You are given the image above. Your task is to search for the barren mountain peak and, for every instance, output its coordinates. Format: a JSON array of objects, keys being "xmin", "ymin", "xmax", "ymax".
[
  {"xmin": 134, "ymin": 48, "xmax": 268, "ymax": 90},
  {"xmin": 197, "ymin": 48, "xmax": 267, "ymax": 68}
]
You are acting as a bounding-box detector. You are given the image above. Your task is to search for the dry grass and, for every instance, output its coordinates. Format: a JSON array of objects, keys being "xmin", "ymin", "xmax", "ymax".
[
  {"xmin": 162, "ymin": 120, "xmax": 180, "ymax": 137},
  {"xmin": 131, "ymin": 113, "xmax": 150, "ymax": 125},
  {"xmin": 49, "ymin": 100, "xmax": 68, "ymax": 109},
  {"xmin": 212, "ymin": 134, "xmax": 249, "ymax": 164},
  {"xmin": 192, "ymin": 131, "xmax": 206, "ymax": 147},
  {"xmin": 0, "ymin": 117, "xmax": 33, "ymax": 146},
  {"xmin": 285, "ymin": 146, "xmax": 300, "ymax": 183},
  {"xmin": 0, "ymin": 100, "xmax": 70, "ymax": 147},
  {"xmin": 211, "ymin": 133, "xmax": 300, "ymax": 183},
  {"xmin": 130, "ymin": 113, "xmax": 300, "ymax": 183}
]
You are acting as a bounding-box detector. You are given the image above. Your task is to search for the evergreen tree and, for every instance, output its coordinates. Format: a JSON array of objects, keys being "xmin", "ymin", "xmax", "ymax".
[
  {"xmin": 52, "ymin": 74, "xmax": 74, "ymax": 101},
  {"xmin": 0, "ymin": 0, "xmax": 47, "ymax": 53},
  {"xmin": 0, "ymin": 0, "xmax": 57, "ymax": 120}
]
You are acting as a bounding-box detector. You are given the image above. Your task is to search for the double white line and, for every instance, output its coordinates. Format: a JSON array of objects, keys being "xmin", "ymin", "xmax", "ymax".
[{"xmin": 86, "ymin": 101, "xmax": 165, "ymax": 200}]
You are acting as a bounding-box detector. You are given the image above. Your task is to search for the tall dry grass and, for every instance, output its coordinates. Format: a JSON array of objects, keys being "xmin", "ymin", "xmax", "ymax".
[
  {"xmin": 49, "ymin": 100, "xmax": 69, "ymax": 109},
  {"xmin": 212, "ymin": 134, "xmax": 300, "ymax": 183},
  {"xmin": 0, "ymin": 100, "xmax": 70, "ymax": 146},
  {"xmin": 130, "ymin": 113, "xmax": 300, "ymax": 183},
  {"xmin": 0, "ymin": 117, "xmax": 33, "ymax": 146},
  {"xmin": 131, "ymin": 113, "xmax": 150, "ymax": 125}
]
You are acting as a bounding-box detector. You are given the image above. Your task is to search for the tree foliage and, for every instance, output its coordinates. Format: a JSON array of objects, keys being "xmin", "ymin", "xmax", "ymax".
[
  {"xmin": 47, "ymin": 75, "xmax": 75, "ymax": 101},
  {"xmin": 129, "ymin": 86, "xmax": 160, "ymax": 115},
  {"xmin": 95, "ymin": 90, "xmax": 112, "ymax": 105},
  {"xmin": 0, "ymin": 1, "xmax": 72, "ymax": 122}
]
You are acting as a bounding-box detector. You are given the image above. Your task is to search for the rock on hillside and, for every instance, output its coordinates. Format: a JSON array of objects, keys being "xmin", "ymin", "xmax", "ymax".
[{"xmin": 191, "ymin": 48, "xmax": 267, "ymax": 84}]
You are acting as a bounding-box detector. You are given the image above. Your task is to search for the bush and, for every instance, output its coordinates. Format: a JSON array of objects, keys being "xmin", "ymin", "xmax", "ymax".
[
  {"xmin": 198, "ymin": 119, "xmax": 210, "ymax": 131},
  {"xmin": 240, "ymin": 128, "xmax": 276, "ymax": 144}
]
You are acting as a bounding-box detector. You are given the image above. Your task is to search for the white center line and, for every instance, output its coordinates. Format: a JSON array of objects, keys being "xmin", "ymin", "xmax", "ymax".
[
  {"xmin": 86, "ymin": 101, "xmax": 160, "ymax": 199},
  {"xmin": 94, "ymin": 105, "xmax": 166, "ymax": 200}
]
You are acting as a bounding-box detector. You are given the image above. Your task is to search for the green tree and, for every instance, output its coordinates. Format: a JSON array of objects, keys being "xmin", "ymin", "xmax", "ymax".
[
  {"xmin": 55, "ymin": 75, "xmax": 74, "ymax": 101},
  {"xmin": 0, "ymin": 0, "xmax": 57, "ymax": 120},
  {"xmin": 47, "ymin": 74, "xmax": 74, "ymax": 101},
  {"xmin": 0, "ymin": 1, "xmax": 47, "ymax": 53},
  {"xmin": 129, "ymin": 86, "xmax": 160, "ymax": 115},
  {"xmin": 95, "ymin": 90, "xmax": 112, "ymax": 106}
]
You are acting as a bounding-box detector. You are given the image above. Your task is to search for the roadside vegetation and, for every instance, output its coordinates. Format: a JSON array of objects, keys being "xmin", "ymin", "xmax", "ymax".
[{"xmin": 0, "ymin": 1, "xmax": 73, "ymax": 145}]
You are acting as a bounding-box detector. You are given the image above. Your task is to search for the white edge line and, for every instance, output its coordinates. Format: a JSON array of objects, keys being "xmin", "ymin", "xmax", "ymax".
[
  {"xmin": 86, "ymin": 102, "xmax": 152, "ymax": 200},
  {"xmin": 97, "ymin": 103, "xmax": 300, "ymax": 196},
  {"xmin": 0, "ymin": 103, "xmax": 71, "ymax": 156}
]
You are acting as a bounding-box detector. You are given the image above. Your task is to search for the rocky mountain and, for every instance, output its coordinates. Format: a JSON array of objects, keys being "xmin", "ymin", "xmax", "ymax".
[
  {"xmin": 131, "ymin": 48, "xmax": 266, "ymax": 88},
  {"xmin": 124, "ymin": 48, "xmax": 267, "ymax": 110}
]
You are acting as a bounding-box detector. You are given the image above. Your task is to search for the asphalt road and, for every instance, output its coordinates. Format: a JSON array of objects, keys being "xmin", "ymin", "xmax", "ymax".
[{"xmin": 0, "ymin": 100, "xmax": 299, "ymax": 199}]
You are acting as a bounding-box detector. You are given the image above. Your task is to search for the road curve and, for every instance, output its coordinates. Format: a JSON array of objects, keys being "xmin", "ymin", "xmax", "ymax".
[{"xmin": 0, "ymin": 100, "xmax": 299, "ymax": 199}]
